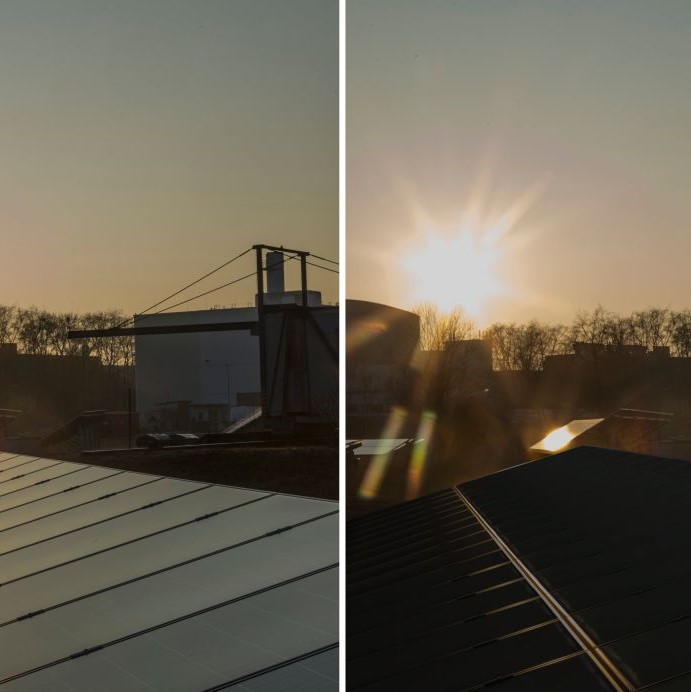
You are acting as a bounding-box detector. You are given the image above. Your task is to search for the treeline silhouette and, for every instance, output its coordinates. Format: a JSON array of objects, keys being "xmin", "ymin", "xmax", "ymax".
[
  {"xmin": 0, "ymin": 305, "xmax": 133, "ymax": 367},
  {"xmin": 415, "ymin": 304, "xmax": 691, "ymax": 371}
]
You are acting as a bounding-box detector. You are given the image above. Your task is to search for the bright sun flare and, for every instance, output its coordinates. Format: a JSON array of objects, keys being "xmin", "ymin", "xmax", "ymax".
[{"xmin": 400, "ymin": 225, "xmax": 506, "ymax": 319}]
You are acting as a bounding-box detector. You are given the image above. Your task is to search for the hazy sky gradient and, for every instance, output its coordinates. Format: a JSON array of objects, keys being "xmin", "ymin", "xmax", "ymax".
[
  {"xmin": 1, "ymin": 0, "xmax": 337, "ymax": 314},
  {"xmin": 348, "ymin": 0, "xmax": 691, "ymax": 325}
]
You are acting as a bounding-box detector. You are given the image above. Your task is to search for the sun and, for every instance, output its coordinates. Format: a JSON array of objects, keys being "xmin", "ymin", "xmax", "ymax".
[{"xmin": 400, "ymin": 223, "xmax": 506, "ymax": 319}]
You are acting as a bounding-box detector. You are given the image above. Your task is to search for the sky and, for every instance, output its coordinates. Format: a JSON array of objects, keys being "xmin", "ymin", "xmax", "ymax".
[
  {"xmin": 0, "ymin": 0, "xmax": 338, "ymax": 315},
  {"xmin": 347, "ymin": 0, "xmax": 691, "ymax": 326}
]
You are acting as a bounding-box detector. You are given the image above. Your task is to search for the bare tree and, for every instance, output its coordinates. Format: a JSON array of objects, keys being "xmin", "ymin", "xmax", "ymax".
[
  {"xmin": 414, "ymin": 302, "xmax": 476, "ymax": 351},
  {"xmin": 670, "ymin": 310, "xmax": 691, "ymax": 357},
  {"xmin": 485, "ymin": 321, "xmax": 570, "ymax": 371},
  {"xmin": 629, "ymin": 308, "xmax": 673, "ymax": 351},
  {"xmin": 570, "ymin": 305, "xmax": 617, "ymax": 346},
  {"xmin": 81, "ymin": 310, "xmax": 134, "ymax": 368},
  {"xmin": 47, "ymin": 312, "xmax": 84, "ymax": 356},
  {"xmin": 14, "ymin": 307, "xmax": 53, "ymax": 355},
  {"xmin": 0, "ymin": 305, "xmax": 18, "ymax": 344}
]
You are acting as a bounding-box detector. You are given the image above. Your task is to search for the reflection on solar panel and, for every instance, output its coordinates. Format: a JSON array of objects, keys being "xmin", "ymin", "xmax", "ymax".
[
  {"xmin": 350, "ymin": 446, "xmax": 691, "ymax": 690},
  {"xmin": 0, "ymin": 452, "xmax": 338, "ymax": 690},
  {"xmin": 531, "ymin": 418, "xmax": 604, "ymax": 452},
  {"xmin": 346, "ymin": 439, "xmax": 413, "ymax": 456}
]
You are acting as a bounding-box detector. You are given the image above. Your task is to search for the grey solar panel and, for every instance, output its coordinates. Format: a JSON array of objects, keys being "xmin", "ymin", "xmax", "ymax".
[
  {"xmin": 0, "ymin": 470, "xmax": 148, "ymax": 531},
  {"xmin": 229, "ymin": 647, "xmax": 339, "ymax": 691},
  {"xmin": 348, "ymin": 439, "xmax": 411, "ymax": 456},
  {"xmin": 2, "ymin": 568, "xmax": 338, "ymax": 691},
  {"xmin": 0, "ymin": 516, "xmax": 337, "ymax": 680},
  {"xmin": 0, "ymin": 455, "xmax": 43, "ymax": 473},
  {"xmin": 0, "ymin": 451, "xmax": 339, "ymax": 689},
  {"xmin": 0, "ymin": 465, "xmax": 119, "ymax": 515},
  {"xmin": 0, "ymin": 461, "xmax": 85, "ymax": 497},
  {"xmin": 0, "ymin": 492, "xmax": 335, "ymax": 624},
  {"xmin": 0, "ymin": 484, "xmax": 265, "ymax": 584},
  {"xmin": 0, "ymin": 457, "xmax": 66, "ymax": 481},
  {"xmin": 0, "ymin": 477, "xmax": 203, "ymax": 555}
]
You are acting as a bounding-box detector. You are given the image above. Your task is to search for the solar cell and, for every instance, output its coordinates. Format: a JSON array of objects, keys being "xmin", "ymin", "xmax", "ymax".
[
  {"xmin": 0, "ymin": 458, "xmax": 66, "ymax": 482},
  {"xmin": 0, "ymin": 488, "xmax": 335, "ymax": 625},
  {"xmin": 225, "ymin": 647, "xmax": 338, "ymax": 691},
  {"xmin": 0, "ymin": 470, "xmax": 148, "ymax": 531},
  {"xmin": 0, "ymin": 515, "xmax": 337, "ymax": 680},
  {"xmin": 0, "ymin": 462, "xmax": 85, "ymax": 497},
  {"xmin": 2, "ymin": 568, "xmax": 338, "ymax": 691},
  {"xmin": 0, "ymin": 477, "xmax": 204, "ymax": 555},
  {"xmin": 0, "ymin": 466, "xmax": 120, "ymax": 515},
  {"xmin": 0, "ymin": 484, "xmax": 265, "ymax": 584},
  {"xmin": 347, "ymin": 439, "xmax": 412, "ymax": 456},
  {"xmin": 460, "ymin": 446, "xmax": 691, "ymax": 690},
  {"xmin": 0, "ymin": 451, "xmax": 339, "ymax": 689},
  {"xmin": 0, "ymin": 455, "xmax": 44, "ymax": 473},
  {"xmin": 347, "ymin": 472, "xmax": 613, "ymax": 690}
]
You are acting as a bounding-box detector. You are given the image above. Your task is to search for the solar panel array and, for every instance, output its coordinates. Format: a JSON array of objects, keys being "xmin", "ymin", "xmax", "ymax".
[
  {"xmin": 0, "ymin": 451, "xmax": 338, "ymax": 690},
  {"xmin": 349, "ymin": 446, "xmax": 691, "ymax": 690},
  {"xmin": 462, "ymin": 446, "xmax": 691, "ymax": 690},
  {"xmin": 347, "ymin": 487, "xmax": 611, "ymax": 690}
]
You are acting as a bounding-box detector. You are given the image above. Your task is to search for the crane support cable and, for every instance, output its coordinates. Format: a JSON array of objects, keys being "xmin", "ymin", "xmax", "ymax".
[
  {"xmin": 116, "ymin": 247, "xmax": 253, "ymax": 329},
  {"xmin": 309, "ymin": 253, "xmax": 338, "ymax": 265},
  {"xmin": 305, "ymin": 260, "xmax": 339, "ymax": 274},
  {"xmin": 134, "ymin": 253, "xmax": 301, "ymax": 321}
]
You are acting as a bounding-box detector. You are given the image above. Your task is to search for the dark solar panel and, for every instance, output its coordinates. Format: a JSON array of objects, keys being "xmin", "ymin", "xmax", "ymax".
[
  {"xmin": 461, "ymin": 446, "xmax": 691, "ymax": 689},
  {"xmin": 347, "ymin": 486, "xmax": 612, "ymax": 690}
]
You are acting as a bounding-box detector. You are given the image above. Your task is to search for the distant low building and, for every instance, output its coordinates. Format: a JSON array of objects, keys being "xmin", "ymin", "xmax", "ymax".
[
  {"xmin": 0, "ymin": 343, "xmax": 132, "ymax": 437},
  {"xmin": 346, "ymin": 300, "xmax": 420, "ymax": 427}
]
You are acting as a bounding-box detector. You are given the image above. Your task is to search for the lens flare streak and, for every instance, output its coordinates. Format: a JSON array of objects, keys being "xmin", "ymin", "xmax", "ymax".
[
  {"xmin": 358, "ymin": 406, "xmax": 408, "ymax": 500},
  {"xmin": 406, "ymin": 410, "xmax": 437, "ymax": 500}
]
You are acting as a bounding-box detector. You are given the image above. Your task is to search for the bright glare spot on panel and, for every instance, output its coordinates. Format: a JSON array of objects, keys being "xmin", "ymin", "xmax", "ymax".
[{"xmin": 541, "ymin": 426, "xmax": 576, "ymax": 452}]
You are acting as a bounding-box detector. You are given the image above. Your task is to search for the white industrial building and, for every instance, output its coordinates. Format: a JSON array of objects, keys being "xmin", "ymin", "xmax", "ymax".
[{"xmin": 135, "ymin": 252, "xmax": 324, "ymax": 432}]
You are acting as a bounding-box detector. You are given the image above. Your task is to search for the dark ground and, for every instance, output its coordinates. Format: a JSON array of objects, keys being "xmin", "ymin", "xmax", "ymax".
[{"xmin": 53, "ymin": 445, "xmax": 338, "ymax": 500}]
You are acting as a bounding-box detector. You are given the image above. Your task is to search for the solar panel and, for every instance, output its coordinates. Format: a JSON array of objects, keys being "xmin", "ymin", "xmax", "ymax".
[
  {"xmin": 0, "ymin": 452, "xmax": 338, "ymax": 689},
  {"xmin": 460, "ymin": 446, "xmax": 691, "ymax": 690},
  {"xmin": 224, "ymin": 646, "xmax": 339, "ymax": 691},
  {"xmin": 3, "ymin": 568, "xmax": 337, "ymax": 691},
  {"xmin": 0, "ymin": 493, "xmax": 335, "ymax": 625},
  {"xmin": 347, "ymin": 439, "xmax": 412, "ymax": 456},
  {"xmin": 346, "ymin": 487, "xmax": 611, "ymax": 690},
  {"xmin": 0, "ymin": 465, "xmax": 120, "ymax": 514},
  {"xmin": 0, "ymin": 455, "xmax": 45, "ymax": 473},
  {"xmin": 0, "ymin": 457, "xmax": 66, "ymax": 481},
  {"xmin": 0, "ymin": 470, "xmax": 148, "ymax": 531},
  {"xmin": 0, "ymin": 477, "xmax": 206, "ymax": 555},
  {"xmin": 0, "ymin": 484, "xmax": 268, "ymax": 584},
  {"xmin": 0, "ymin": 461, "xmax": 86, "ymax": 497}
]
